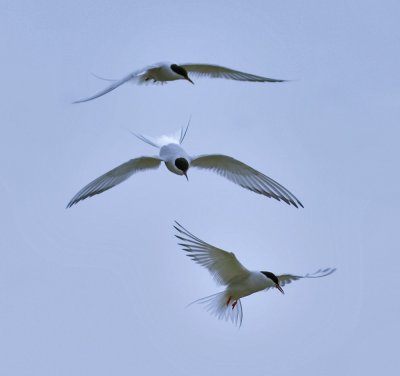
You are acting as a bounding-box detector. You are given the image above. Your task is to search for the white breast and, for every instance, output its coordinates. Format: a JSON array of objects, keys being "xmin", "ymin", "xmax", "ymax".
[{"xmin": 228, "ymin": 272, "xmax": 272, "ymax": 300}]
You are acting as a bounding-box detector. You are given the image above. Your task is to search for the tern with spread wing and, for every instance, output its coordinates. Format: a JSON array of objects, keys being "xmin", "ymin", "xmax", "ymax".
[
  {"xmin": 174, "ymin": 222, "xmax": 336, "ymax": 327},
  {"xmin": 66, "ymin": 125, "xmax": 303, "ymax": 208},
  {"xmin": 73, "ymin": 62, "xmax": 286, "ymax": 103}
]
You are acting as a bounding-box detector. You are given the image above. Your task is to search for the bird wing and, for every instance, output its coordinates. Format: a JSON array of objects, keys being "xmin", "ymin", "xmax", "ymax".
[
  {"xmin": 191, "ymin": 154, "xmax": 303, "ymax": 208},
  {"xmin": 174, "ymin": 221, "xmax": 251, "ymax": 286},
  {"xmin": 67, "ymin": 156, "xmax": 162, "ymax": 207},
  {"xmin": 266, "ymin": 268, "xmax": 336, "ymax": 290},
  {"xmin": 73, "ymin": 68, "xmax": 148, "ymax": 103},
  {"xmin": 181, "ymin": 64, "xmax": 285, "ymax": 82}
]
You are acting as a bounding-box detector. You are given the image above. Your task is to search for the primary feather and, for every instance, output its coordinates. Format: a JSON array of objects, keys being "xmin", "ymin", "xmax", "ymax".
[
  {"xmin": 273, "ymin": 268, "xmax": 337, "ymax": 289},
  {"xmin": 174, "ymin": 221, "xmax": 250, "ymax": 286},
  {"xmin": 66, "ymin": 157, "xmax": 161, "ymax": 207},
  {"xmin": 181, "ymin": 64, "xmax": 285, "ymax": 82},
  {"xmin": 191, "ymin": 154, "xmax": 303, "ymax": 208}
]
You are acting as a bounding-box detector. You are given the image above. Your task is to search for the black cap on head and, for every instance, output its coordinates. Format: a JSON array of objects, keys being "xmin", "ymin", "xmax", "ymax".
[
  {"xmin": 175, "ymin": 157, "xmax": 189, "ymax": 173},
  {"xmin": 170, "ymin": 64, "xmax": 189, "ymax": 78},
  {"xmin": 261, "ymin": 271, "xmax": 279, "ymax": 285},
  {"xmin": 261, "ymin": 271, "xmax": 284, "ymax": 294}
]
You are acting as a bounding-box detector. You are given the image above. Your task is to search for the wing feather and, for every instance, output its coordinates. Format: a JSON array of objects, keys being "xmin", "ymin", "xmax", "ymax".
[
  {"xmin": 181, "ymin": 64, "xmax": 285, "ymax": 82},
  {"xmin": 265, "ymin": 268, "xmax": 336, "ymax": 290},
  {"xmin": 191, "ymin": 154, "xmax": 303, "ymax": 208},
  {"xmin": 73, "ymin": 68, "xmax": 149, "ymax": 103},
  {"xmin": 174, "ymin": 222, "xmax": 250, "ymax": 286},
  {"xmin": 67, "ymin": 156, "xmax": 161, "ymax": 207}
]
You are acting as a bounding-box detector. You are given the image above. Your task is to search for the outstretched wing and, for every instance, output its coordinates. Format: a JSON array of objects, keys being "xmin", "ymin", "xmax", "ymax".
[
  {"xmin": 191, "ymin": 154, "xmax": 303, "ymax": 208},
  {"xmin": 181, "ymin": 64, "xmax": 285, "ymax": 82},
  {"xmin": 73, "ymin": 68, "xmax": 148, "ymax": 103},
  {"xmin": 266, "ymin": 268, "xmax": 336, "ymax": 290},
  {"xmin": 174, "ymin": 221, "xmax": 251, "ymax": 286},
  {"xmin": 67, "ymin": 156, "xmax": 161, "ymax": 207}
]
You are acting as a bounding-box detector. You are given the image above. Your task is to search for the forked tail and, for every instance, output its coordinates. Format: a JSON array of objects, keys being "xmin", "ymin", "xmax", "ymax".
[
  {"xmin": 131, "ymin": 119, "xmax": 190, "ymax": 148},
  {"xmin": 189, "ymin": 291, "xmax": 243, "ymax": 327}
]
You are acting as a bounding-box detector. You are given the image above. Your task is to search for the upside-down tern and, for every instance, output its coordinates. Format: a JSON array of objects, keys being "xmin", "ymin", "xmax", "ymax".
[{"xmin": 66, "ymin": 125, "xmax": 302, "ymax": 208}]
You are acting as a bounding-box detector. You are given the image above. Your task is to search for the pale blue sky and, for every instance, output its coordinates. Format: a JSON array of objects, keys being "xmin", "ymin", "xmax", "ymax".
[{"xmin": 1, "ymin": 1, "xmax": 399, "ymax": 375}]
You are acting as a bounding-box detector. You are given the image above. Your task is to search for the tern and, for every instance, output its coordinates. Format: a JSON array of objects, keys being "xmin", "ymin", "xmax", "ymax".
[
  {"xmin": 66, "ymin": 125, "xmax": 303, "ymax": 208},
  {"xmin": 174, "ymin": 221, "xmax": 336, "ymax": 327},
  {"xmin": 73, "ymin": 62, "xmax": 286, "ymax": 103}
]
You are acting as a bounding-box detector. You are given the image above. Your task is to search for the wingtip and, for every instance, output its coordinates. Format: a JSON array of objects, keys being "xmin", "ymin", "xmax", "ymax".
[
  {"xmin": 72, "ymin": 99, "xmax": 86, "ymax": 104},
  {"xmin": 286, "ymin": 199, "xmax": 304, "ymax": 209},
  {"xmin": 173, "ymin": 220, "xmax": 183, "ymax": 229},
  {"xmin": 269, "ymin": 78, "xmax": 292, "ymax": 83},
  {"xmin": 66, "ymin": 197, "xmax": 81, "ymax": 208},
  {"xmin": 66, "ymin": 201, "xmax": 74, "ymax": 209}
]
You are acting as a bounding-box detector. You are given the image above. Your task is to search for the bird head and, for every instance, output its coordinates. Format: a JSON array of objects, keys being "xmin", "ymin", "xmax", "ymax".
[
  {"xmin": 261, "ymin": 271, "xmax": 284, "ymax": 294},
  {"xmin": 175, "ymin": 158, "xmax": 189, "ymax": 180},
  {"xmin": 170, "ymin": 64, "xmax": 194, "ymax": 84}
]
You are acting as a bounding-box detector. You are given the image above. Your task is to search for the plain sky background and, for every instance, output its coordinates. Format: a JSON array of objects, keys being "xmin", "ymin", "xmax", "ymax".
[{"xmin": 1, "ymin": 1, "xmax": 399, "ymax": 375}]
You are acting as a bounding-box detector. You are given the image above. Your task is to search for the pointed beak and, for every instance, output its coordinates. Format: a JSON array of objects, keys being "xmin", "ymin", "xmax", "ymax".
[
  {"xmin": 186, "ymin": 76, "xmax": 194, "ymax": 85},
  {"xmin": 183, "ymin": 172, "xmax": 189, "ymax": 181},
  {"xmin": 276, "ymin": 284, "xmax": 285, "ymax": 295}
]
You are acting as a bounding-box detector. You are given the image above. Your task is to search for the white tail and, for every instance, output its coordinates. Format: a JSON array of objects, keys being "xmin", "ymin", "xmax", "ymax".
[
  {"xmin": 189, "ymin": 292, "xmax": 243, "ymax": 327},
  {"xmin": 131, "ymin": 119, "xmax": 190, "ymax": 149}
]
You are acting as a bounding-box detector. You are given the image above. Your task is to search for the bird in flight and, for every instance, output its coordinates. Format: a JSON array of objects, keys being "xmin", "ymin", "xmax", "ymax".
[
  {"xmin": 66, "ymin": 124, "xmax": 303, "ymax": 208},
  {"xmin": 174, "ymin": 221, "xmax": 336, "ymax": 327},
  {"xmin": 73, "ymin": 62, "xmax": 286, "ymax": 103}
]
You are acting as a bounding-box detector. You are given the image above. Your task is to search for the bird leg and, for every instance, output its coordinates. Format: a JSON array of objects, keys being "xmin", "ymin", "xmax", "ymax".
[
  {"xmin": 226, "ymin": 296, "xmax": 232, "ymax": 306},
  {"xmin": 232, "ymin": 301, "xmax": 237, "ymax": 310}
]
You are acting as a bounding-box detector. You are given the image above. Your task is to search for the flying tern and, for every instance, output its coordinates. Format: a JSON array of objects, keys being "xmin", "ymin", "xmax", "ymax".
[
  {"xmin": 66, "ymin": 125, "xmax": 303, "ymax": 208},
  {"xmin": 73, "ymin": 62, "xmax": 286, "ymax": 103},
  {"xmin": 174, "ymin": 221, "xmax": 336, "ymax": 327}
]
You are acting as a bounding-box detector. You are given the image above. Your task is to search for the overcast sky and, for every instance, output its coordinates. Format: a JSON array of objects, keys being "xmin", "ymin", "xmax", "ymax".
[{"xmin": 1, "ymin": 1, "xmax": 399, "ymax": 375}]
